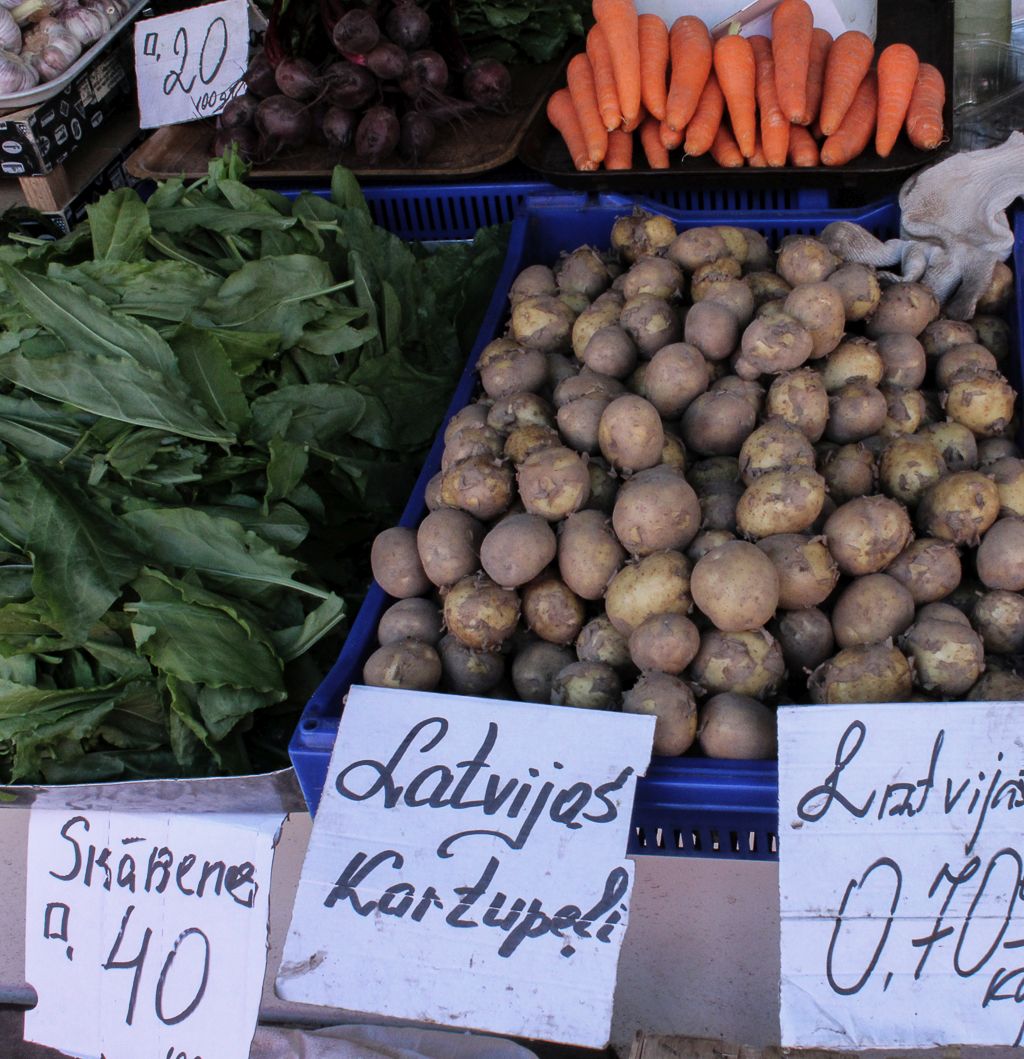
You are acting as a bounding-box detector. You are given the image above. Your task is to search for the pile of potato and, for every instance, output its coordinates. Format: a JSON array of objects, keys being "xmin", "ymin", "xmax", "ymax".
[{"xmin": 362, "ymin": 208, "xmax": 1024, "ymax": 761}]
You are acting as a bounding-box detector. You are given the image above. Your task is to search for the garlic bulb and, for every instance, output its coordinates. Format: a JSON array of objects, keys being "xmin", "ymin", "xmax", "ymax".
[
  {"xmin": 59, "ymin": 1, "xmax": 106, "ymax": 43},
  {"xmin": 0, "ymin": 49, "xmax": 39, "ymax": 92},
  {"xmin": 0, "ymin": 8, "xmax": 20, "ymax": 49},
  {"xmin": 32, "ymin": 37, "xmax": 78, "ymax": 77}
]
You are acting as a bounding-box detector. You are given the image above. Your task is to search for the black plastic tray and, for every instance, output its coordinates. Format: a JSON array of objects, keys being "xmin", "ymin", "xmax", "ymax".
[{"xmin": 518, "ymin": 0, "xmax": 955, "ymax": 192}]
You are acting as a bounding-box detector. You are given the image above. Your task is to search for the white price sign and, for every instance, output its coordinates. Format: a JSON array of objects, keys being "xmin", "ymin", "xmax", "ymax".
[
  {"xmin": 277, "ymin": 686, "xmax": 655, "ymax": 1049},
  {"xmin": 780, "ymin": 701, "xmax": 1024, "ymax": 1049},
  {"xmin": 25, "ymin": 809, "xmax": 282, "ymax": 1059},
  {"xmin": 134, "ymin": 0, "xmax": 249, "ymax": 130}
]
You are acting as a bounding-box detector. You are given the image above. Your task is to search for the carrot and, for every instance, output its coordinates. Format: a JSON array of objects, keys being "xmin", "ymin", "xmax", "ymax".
[
  {"xmin": 593, "ymin": 0, "xmax": 641, "ymax": 128},
  {"xmin": 905, "ymin": 61, "xmax": 945, "ymax": 150},
  {"xmin": 587, "ymin": 25, "xmax": 623, "ymax": 132},
  {"xmin": 666, "ymin": 15, "xmax": 713, "ymax": 132},
  {"xmin": 604, "ymin": 127, "xmax": 634, "ymax": 169},
  {"xmin": 660, "ymin": 119, "xmax": 684, "ymax": 150},
  {"xmin": 799, "ymin": 28, "xmax": 832, "ymax": 125},
  {"xmin": 820, "ymin": 70, "xmax": 877, "ymax": 166},
  {"xmin": 748, "ymin": 134, "xmax": 769, "ymax": 167},
  {"xmin": 638, "ymin": 14, "xmax": 669, "ymax": 121},
  {"xmin": 749, "ymin": 35, "xmax": 789, "ymax": 167},
  {"xmin": 772, "ymin": 0, "xmax": 814, "ymax": 123},
  {"xmin": 567, "ymin": 54, "xmax": 609, "ymax": 164},
  {"xmin": 640, "ymin": 115, "xmax": 670, "ymax": 168},
  {"xmin": 875, "ymin": 44, "xmax": 919, "ymax": 157},
  {"xmin": 819, "ymin": 30, "xmax": 875, "ymax": 136},
  {"xmin": 713, "ymin": 33, "xmax": 757, "ymax": 158},
  {"xmin": 683, "ymin": 71, "xmax": 724, "ymax": 156},
  {"xmin": 547, "ymin": 88, "xmax": 598, "ymax": 171},
  {"xmin": 622, "ymin": 104, "xmax": 646, "ymax": 133},
  {"xmin": 710, "ymin": 123, "xmax": 744, "ymax": 168},
  {"xmin": 788, "ymin": 124, "xmax": 820, "ymax": 166}
]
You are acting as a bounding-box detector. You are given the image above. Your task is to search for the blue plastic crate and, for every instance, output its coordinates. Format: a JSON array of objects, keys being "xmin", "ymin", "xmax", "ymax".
[{"xmin": 291, "ymin": 189, "xmax": 936, "ymax": 860}]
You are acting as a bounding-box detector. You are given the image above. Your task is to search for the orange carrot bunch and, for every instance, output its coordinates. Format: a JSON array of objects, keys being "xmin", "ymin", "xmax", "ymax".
[{"xmin": 544, "ymin": 0, "xmax": 946, "ymax": 172}]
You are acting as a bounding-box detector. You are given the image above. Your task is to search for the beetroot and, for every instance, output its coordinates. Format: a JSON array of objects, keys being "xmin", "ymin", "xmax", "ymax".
[
  {"xmin": 399, "ymin": 111, "xmax": 435, "ymax": 162},
  {"xmin": 323, "ymin": 106, "xmax": 357, "ymax": 150},
  {"xmin": 355, "ymin": 105, "xmax": 400, "ymax": 163},
  {"xmin": 462, "ymin": 58, "xmax": 511, "ymax": 110},
  {"xmin": 243, "ymin": 50, "xmax": 277, "ymax": 99},
  {"xmin": 255, "ymin": 95, "xmax": 313, "ymax": 152},
  {"xmin": 219, "ymin": 93, "xmax": 259, "ymax": 129},
  {"xmin": 399, "ymin": 49, "xmax": 447, "ymax": 98},
  {"xmin": 332, "ymin": 9, "xmax": 380, "ymax": 55},
  {"xmin": 324, "ymin": 61, "xmax": 378, "ymax": 109},
  {"xmin": 366, "ymin": 40, "xmax": 409, "ymax": 80},
  {"xmin": 274, "ymin": 57, "xmax": 320, "ymax": 101},
  {"xmin": 214, "ymin": 125, "xmax": 258, "ymax": 160},
  {"xmin": 385, "ymin": 0, "xmax": 430, "ymax": 50}
]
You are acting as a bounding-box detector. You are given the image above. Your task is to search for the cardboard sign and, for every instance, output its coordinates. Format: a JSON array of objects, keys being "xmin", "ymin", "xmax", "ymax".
[
  {"xmin": 134, "ymin": 0, "xmax": 249, "ymax": 129},
  {"xmin": 779, "ymin": 701, "xmax": 1024, "ymax": 1049},
  {"xmin": 25, "ymin": 809, "xmax": 282, "ymax": 1059},
  {"xmin": 277, "ymin": 686, "xmax": 655, "ymax": 1048}
]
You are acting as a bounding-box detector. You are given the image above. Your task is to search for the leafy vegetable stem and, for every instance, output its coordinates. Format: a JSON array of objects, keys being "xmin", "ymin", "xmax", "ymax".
[
  {"xmin": 146, "ymin": 235, "xmax": 219, "ymax": 276},
  {"xmin": 219, "ymin": 279, "xmax": 356, "ymax": 329}
]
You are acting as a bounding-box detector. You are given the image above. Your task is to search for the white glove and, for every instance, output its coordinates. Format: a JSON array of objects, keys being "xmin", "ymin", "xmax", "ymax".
[{"xmin": 819, "ymin": 131, "xmax": 1024, "ymax": 320}]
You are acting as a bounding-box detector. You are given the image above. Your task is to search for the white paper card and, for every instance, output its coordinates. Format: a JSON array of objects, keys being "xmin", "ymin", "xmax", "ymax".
[
  {"xmin": 25, "ymin": 809, "xmax": 282, "ymax": 1059},
  {"xmin": 134, "ymin": 0, "xmax": 249, "ymax": 129},
  {"xmin": 779, "ymin": 701, "xmax": 1024, "ymax": 1049},
  {"xmin": 277, "ymin": 686, "xmax": 655, "ymax": 1048}
]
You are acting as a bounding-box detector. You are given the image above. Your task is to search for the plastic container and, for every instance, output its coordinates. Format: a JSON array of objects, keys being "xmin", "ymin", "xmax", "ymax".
[
  {"xmin": 954, "ymin": 38, "xmax": 1024, "ymax": 147},
  {"xmin": 289, "ymin": 189, "xmax": 911, "ymax": 862}
]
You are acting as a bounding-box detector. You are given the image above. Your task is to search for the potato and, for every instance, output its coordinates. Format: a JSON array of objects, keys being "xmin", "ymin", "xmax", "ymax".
[
  {"xmin": 697, "ymin": 278, "xmax": 756, "ymax": 326},
  {"xmin": 551, "ymin": 661, "xmax": 622, "ymax": 710},
  {"xmin": 546, "ymin": 353, "xmax": 578, "ymax": 390},
  {"xmin": 976, "ymin": 518, "xmax": 1024, "ymax": 590},
  {"xmin": 554, "ymin": 369, "xmax": 624, "ymax": 407},
  {"xmin": 810, "ymin": 643, "xmax": 912, "ymax": 704},
  {"xmin": 700, "ymin": 486, "xmax": 742, "ymax": 533},
  {"xmin": 784, "ymin": 282, "xmax": 846, "ymax": 359},
  {"xmin": 747, "ymin": 270, "xmax": 792, "ymax": 307},
  {"xmin": 979, "ymin": 439, "xmax": 1021, "ymax": 467},
  {"xmin": 620, "ymin": 294, "xmax": 682, "ymax": 358},
  {"xmin": 821, "ymin": 337, "xmax": 883, "ymax": 393},
  {"xmin": 777, "ymin": 236, "xmax": 840, "ymax": 286},
  {"xmin": 918, "ymin": 421, "xmax": 979, "ymax": 472},
  {"xmin": 936, "ymin": 343, "xmax": 998, "ymax": 389},
  {"xmin": 609, "ymin": 466, "xmax": 700, "ymax": 557},
  {"xmin": 628, "ymin": 613, "xmax": 701, "ymax": 674},
  {"xmin": 558, "ymin": 509, "xmax": 626, "ymax": 599},
  {"xmin": 765, "ymin": 369, "xmax": 829, "ymax": 442},
  {"xmin": 942, "ymin": 578, "xmax": 985, "ymax": 618},
  {"xmin": 378, "ymin": 597, "xmax": 443, "ymax": 647},
  {"xmin": 504, "ymin": 423, "xmax": 562, "ymax": 465},
  {"xmin": 918, "ymin": 471, "xmax": 1000, "ymax": 546},
  {"xmin": 661, "ymin": 431, "xmax": 687, "ymax": 470},
  {"xmin": 756, "ymin": 533, "xmax": 838, "ymax": 609},
  {"xmin": 734, "ymin": 313, "xmax": 814, "ymax": 379},
  {"xmin": 667, "ymin": 227, "xmax": 729, "ymax": 271},
  {"xmin": 684, "ymin": 300, "xmax": 740, "ymax": 361},
  {"xmin": 560, "ymin": 291, "xmax": 591, "ymax": 316},
  {"xmin": 438, "ymin": 634, "xmax": 506, "ymax": 695},
  {"xmin": 445, "ymin": 402, "xmax": 490, "ymax": 445},
  {"xmin": 517, "ymin": 446, "xmax": 590, "ymax": 520},
  {"xmin": 918, "ymin": 602, "xmax": 972, "ymax": 627},
  {"xmin": 605, "ymin": 550, "xmax": 692, "ymax": 635},
  {"xmin": 440, "ymin": 456, "xmax": 514, "ymax": 520},
  {"xmin": 644, "ymin": 343, "xmax": 711, "ymax": 417},
  {"xmin": 511, "ymin": 295, "xmax": 576, "ymax": 353},
  {"xmin": 680, "ymin": 391, "xmax": 757, "ymax": 457},
  {"xmin": 739, "ymin": 420, "xmax": 816, "ymax": 484},
  {"xmin": 690, "ymin": 455, "xmax": 741, "ymax": 493},
  {"xmin": 425, "ymin": 471, "xmax": 445, "ymax": 511},
  {"xmin": 885, "ymin": 538, "xmax": 961, "ymax": 604},
  {"xmin": 972, "ymin": 590, "xmax": 1024, "ymax": 655},
  {"xmin": 990, "ymin": 457, "xmax": 1024, "ymax": 516},
  {"xmin": 479, "ymin": 344, "xmax": 548, "ymax": 399},
  {"xmin": 832, "ymin": 574, "xmax": 915, "ymax": 648},
  {"xmin": 522, "ymin": 572, "xmax": 585, "ymax": 645},
  {"xmin": 555, "ymin": 397, "xmax": 607, "ymax": 455},
  {"xmin": 975, "ymin": 260, "xmax": 1013, "ymax": 314},
  {"xmin": 902, "ymin": 618, "xmax": 984, "ymax": 696},
  {"xmin": 945, "ymin": 368, "xmax": 1016, "ymax": 438},
  {"xmin": 576, "ymin": 615, "xmax": 632, "ymax": 669},
  {"xmin": 972, "ymin": 314, "xmax": 1011, "ymax": 362},
  {"xmin": 585, "ymin": 458, "xmax": 619, "ymax": 513},
  {"xmin": 556, "ymin": 246, "xmax": 612, "ymax": 298},
  {"xmin": 968, "ymin": 668, "xmax": 1024, "ymax": 701},
  {"xmin": 486, "ymin": 391, "xmax": 554, "ymax": 434},
  {"xmin": 920, "ymin": 318, "xmax": 977, "ymax": 358},
  {"xmin": 371, "ymin": 526, "xmax": 432, "ymax": 598},
  {"xmin": 698, "ymin": 694, "xmax": 777, "ymax": 760},
  {"xmin": 866, "ymin": 282, "xmax": 940, "ymax": 338},
  {"xmin": 363, "ymin": 640, "xmax": 442, "ymax": 691},
  {"xmin": 622, "ymin": 255, "xmax": 685, "ymax": 300},
  {"xmin": 709, "ymin": 375, "xmax": 766, "ymax": 415},
  {"xmin": 824, "ymin": 496, "xmax": 913, "ymax": 576},
  {"xmin": 511, "ymin": 640, "xmax": 575, "ymax": 703},
  {"xmin": 691, "ymin": 540, "xmax": 780, "ymax": 631},
  {"xmin": 827, "ymin": 262, "xmax": 881, "ymax": 321},
  {"xmin": 442, "ymin": 424, "xmax": 505, "ymax": 470},
  {"xmin": 822, "ymin": 443, "xmax": 876, "ymax": 503},
  {"xmin": 878, "ymin": 435, "xmax": 947, "ymax": 507},
  {"xmin": 444, "ymin": 575, "xmax": 519, "ymax": 650},
  {"xmin": 623, "ymin": 672, "xmax": 698, "ymax": 755},
  {"xmin": 692, "ymin": 256, "xmax": 742, "ymax": 296},
  {"xmin": 598, "ymin": 395, "xmax": 665, "ymax": 473},
  {"xmin": 572, "ymin": 298, "xmax": 621, "ymax": 360},
  {"xmin": 583, "ymin": 325, "xmax": 638, "ymax": 378},
  {"xmin": 612, "ymin": 210, "xmax": 677, "ymax": 263},
  {"xmin": 730, "ymin": 227, "xmax": 773, "ymax": 270},
  {"xmin": 879, "ymin": 386, "xmax": 927, "ymax": 438},
  {"xmin": 688, "ymin": 529, "xmax": 736, "ymax": 561},
  {"xmin": 772, "ymin": 606, "xmax": 835, "ymax": 674},
  {"xmin": 875, "ymin": 333, "xmax": 927, "ymax": 388},
  {"xmin": 826, "ymin": 382, "xmax": 887, "ymax": 443},
  {"xmin": 736, "ymin": 468, "xmax": 826, "ymax": 538},
  {"xmin": 690, "ymin": 628, "xmax": 785, "ymax": 699},
  {"xmin": 478, "ymin": 514, "xmax": 557, "ymax": 589},
  {"xmin": 416, "ymin": 509, "xmax": 484, "ymax": 588}
]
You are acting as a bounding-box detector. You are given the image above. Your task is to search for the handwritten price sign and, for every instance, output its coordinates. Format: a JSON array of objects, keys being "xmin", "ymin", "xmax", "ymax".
[
  {"xmin": 277, "ymin": 686, "xmax": 654, "ymax": 1048},
  {"xmin": 25, "ymin": 810, "xmax": 280, "ymax": 1059},
  {"xmin": 134, "ymin": 0, "xmax": 249, "ymax": 129},
  {"xmin": 780, "ymin": 702, "xmax": 1024, "ymax": 1048}
]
